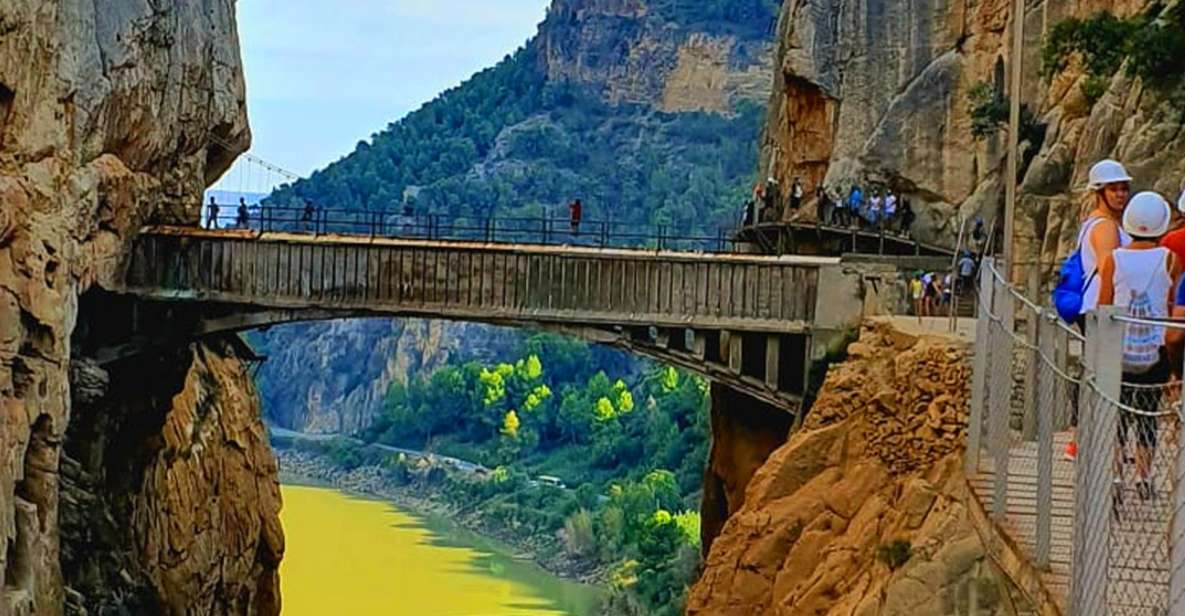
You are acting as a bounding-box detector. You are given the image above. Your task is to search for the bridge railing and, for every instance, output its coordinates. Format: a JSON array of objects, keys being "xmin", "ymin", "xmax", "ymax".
[
  {"xmin": 968, "ymin": 257, "xmax": 1185, "ymax": 614},
  {"xmin": 200, "ymin": 204, "xmax": 746, "ymax": 253}
]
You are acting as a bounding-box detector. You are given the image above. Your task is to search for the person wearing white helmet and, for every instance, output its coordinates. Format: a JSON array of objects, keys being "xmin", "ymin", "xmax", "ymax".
[
  {"xmin": 1065, "ymin": 159, "xmax": 1133, "ymax": 462},
  {"xmin": 1098, "ymin": 191, "xmax": 1182, "ymax": 501}
]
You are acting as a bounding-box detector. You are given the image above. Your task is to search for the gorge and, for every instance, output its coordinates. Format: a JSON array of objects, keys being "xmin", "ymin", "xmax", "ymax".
[{"xmin": 6, "ymin": 0, "xmax": 1185, "ymax": 613}]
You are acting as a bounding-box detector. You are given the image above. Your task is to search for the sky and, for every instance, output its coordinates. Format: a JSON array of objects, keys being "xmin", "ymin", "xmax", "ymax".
[{"xmin": 211, "ymin": 0, "xmax": 550, "ymax": 194}]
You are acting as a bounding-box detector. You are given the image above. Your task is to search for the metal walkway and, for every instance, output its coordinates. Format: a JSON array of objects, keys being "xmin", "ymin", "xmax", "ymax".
[{"xmin": 967, "ymin": 258, "xmax": 1184, "ymax": 615}]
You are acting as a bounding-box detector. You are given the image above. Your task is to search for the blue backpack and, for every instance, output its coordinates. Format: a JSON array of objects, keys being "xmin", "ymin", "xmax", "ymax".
[{"xmin": 1051, "ymin": 250, "xmax": 1093, "ymax": 323}]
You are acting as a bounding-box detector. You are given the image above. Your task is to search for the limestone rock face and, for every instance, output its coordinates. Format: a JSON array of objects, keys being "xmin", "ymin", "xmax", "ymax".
[
  {"xmin": 254, "ymin": 319, "xmax": 525, "ymax": 434},
  {"xmin": 62, "ymin": 339, "xmax": 283, "ymax": 615},
  {"xmin": 687, "ymin": 322, "xmax": 1027, "ymax": 615},
  {"xmin": 765, "ymin": 0, "xmax": 1185, "ymax": 260},
  {"xmin": 536, "ymin": 0, "xmax": 775, "ymax": 112},
  {"xmin": 0, "ymin": 1, "xmax": 259, "ymax": 613},
  {"xmin": 762, "ymin": 0, "xmax": 1012, "ymax": 244}
]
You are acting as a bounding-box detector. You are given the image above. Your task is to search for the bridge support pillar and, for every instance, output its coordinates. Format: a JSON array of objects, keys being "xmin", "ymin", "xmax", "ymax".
[
  {"xmin": 765, "ymin": 335, "xmax": 780, "ymax": 390},
  {"xmin": 724, "ymin": 331, "xmax": 742, "ymax": 375}
]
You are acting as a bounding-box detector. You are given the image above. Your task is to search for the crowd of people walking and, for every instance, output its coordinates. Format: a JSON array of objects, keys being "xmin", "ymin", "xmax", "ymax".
[
  {"xmin": 1053, "ymin": 158, "xmax": 1185, "ymax": 505},
  {"xmin": 742, "ymin": 176, "xmax": 918, "ymax": 237}
]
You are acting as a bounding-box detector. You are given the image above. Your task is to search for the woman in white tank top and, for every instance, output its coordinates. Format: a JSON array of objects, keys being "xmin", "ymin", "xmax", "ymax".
[
  {"xmin": 1079, "ymin": 217, "xmax": 1132, "ymax": 314},
  {"xmin": 1065, "ymin": 160, "xmax": 1134, "ymax": 463}
]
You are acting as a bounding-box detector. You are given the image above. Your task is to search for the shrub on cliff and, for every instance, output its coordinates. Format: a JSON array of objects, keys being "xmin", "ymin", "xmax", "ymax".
[{"xmin": 1043, "ymin": 9, "xmax": 1185, "ymax": 104}]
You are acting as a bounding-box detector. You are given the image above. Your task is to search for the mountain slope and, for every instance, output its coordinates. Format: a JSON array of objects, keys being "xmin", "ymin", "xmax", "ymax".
[{"xmin": 255, "ymin": 0, "xmax": 782, "ymax": 434}]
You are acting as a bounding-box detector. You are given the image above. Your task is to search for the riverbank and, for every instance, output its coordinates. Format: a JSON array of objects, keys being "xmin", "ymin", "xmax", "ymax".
[{"xmin": 274, "ymin": 448, "xmax": 610, "ymax": 585}]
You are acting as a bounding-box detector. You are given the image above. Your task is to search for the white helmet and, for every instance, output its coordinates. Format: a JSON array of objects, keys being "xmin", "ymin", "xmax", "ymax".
[
  {"xmin": 1123, "ymin": 191, "xmax": 1171, "ymax": 237},
  {"xmin": 1086, "ymin": 159, "xmax": 1133, "ymax": 190}
]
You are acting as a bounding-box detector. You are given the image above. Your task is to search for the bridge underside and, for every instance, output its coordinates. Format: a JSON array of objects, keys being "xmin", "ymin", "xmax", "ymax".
[{"xmin": 77, "ymin": 296, "xmax": 810, "ymax": 413}]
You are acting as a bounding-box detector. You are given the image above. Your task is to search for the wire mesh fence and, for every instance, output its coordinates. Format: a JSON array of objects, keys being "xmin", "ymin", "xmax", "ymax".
[{"xmin": 967, "ymin": 258, "xmax": 1185, "ymax": 615}]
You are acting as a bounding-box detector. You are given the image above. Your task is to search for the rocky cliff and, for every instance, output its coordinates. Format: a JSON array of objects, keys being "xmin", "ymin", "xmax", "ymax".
[
  {"xmin": 761, "ymin": 0, "xmax": 1012, "ymax": 245},
  {"xmin": 0, "ymin": 1, "xmax": 279, "ymax": 613},
  {"xmin": 63, "ymin": 340, "xmax": 282, "ymax": 614},
  {"xmin": 764, "ymin": 0, "xmax": 1185, "ymax": 263},
  {"xmin": 687, "ymin": 321, "xmax": 1031, "ymax": 615},
  {"xmin": 252, "ymin": 319, "xmax": 522, "ymax": 434},
  {"xmin": 536, "ymin": 0, "xmax": 777, "ymax": 113}
]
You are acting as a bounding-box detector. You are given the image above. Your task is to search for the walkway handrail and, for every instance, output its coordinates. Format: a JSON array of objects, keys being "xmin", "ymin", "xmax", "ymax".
[
  {"xmin": 199, "ymin": 203, "xmax": 747, "ymax": 253},
  {"xmin": 967, "ymin": 257, "xmax": 1185, "ymax": 614}
]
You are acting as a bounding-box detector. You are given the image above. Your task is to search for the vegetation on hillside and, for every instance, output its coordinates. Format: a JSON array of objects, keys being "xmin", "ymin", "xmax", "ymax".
[
  {"xmin": 347, "ymin": 333, "xmax": 710, "ymax": 614},
  {"xmin": 265, "ymin": 46, "xmax": 766, "ymax": 237}
]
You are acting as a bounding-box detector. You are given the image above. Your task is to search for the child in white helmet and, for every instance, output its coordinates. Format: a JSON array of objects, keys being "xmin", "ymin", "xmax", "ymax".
[
  {"xmin": 1098, "ymin": 191, "xmax": 1182, "ymax": 502},
  {"xmin": 1066, "ymin": 159, "xmax": 1134, "ymax": 461}
]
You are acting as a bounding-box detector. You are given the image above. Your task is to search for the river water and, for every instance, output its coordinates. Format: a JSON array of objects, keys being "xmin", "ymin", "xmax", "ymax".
[{"xmin": 279, "ymin": 484, "xmax": 602, "ymax": 615}]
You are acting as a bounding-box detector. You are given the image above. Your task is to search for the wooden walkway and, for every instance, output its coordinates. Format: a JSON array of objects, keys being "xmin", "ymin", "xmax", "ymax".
[{"xmin": 970, "ymin": 430, "xmax": 1173, "ymax": 615}]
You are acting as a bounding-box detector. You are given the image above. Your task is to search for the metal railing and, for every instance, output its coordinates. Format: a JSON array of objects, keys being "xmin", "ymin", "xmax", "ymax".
[
  {"xmin": 967, "ymin": 257, "xmax": 1185, "ymax": 615},
  {"xmin": 198, "ymin": 204, "xmax": 748, "ymax": 253}
]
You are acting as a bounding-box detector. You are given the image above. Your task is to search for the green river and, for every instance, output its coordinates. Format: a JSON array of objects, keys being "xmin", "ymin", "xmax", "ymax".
[{"xmin": 279, "ymin": 484, "xmax": 601, "ymax": 615}]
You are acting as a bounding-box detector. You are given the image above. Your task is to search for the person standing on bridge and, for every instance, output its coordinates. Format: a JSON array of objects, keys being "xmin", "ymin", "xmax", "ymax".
[
  {"xmin": 568, "ymin": 199, "xmax": 583, "ymax": 235},
  {"xmin": 789, "ymin": 177, "xmax": 804, "ymax": 212},
  {"xmin": 883, "ymin": 190, "xmax": 898, "ymax": 231},
  {"xmin": 764, "ymin": 177, "xmax": 781, "ymax": 222},
  {"xmin": 749, "ymin": 182, "xmax": 764, "ymax": 226},
  {"xmin": 899, "ymin": 197, "xmax": 915, "ymax": 237},
  {"xmin": 867, "ymin": 189, "xmax": 883, "ymax": 229},
  {"xmin": 847, "ymin": 185, "xmax": 863, "ymax": 228},
  {"xmin": 205, "ymin": 196, "xmax": 220, "ymax": 229},
  {"xmin": 815, "ymin": 186, "xmax": 832, "ymax": 224},
  {"xmin": 237, "ymin": 197, "xmax": 250, "ymax": 229},
  {"xmin": 1097, "ymin": 191, "xmax": 1180, "ymax": 501},
  {"xmin": 1064, "ymin": 159, "xmax": 1134, "ymax": 462}
]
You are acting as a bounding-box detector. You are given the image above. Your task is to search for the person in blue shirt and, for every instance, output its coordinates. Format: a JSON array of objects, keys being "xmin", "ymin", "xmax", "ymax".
[{"xmin": 847, "ymin": 185, "xmax": 863, "ymax": 228}]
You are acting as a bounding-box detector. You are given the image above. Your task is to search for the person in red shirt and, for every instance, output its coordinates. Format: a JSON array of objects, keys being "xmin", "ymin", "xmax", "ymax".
[
  {"xmin": 568, "ymin": 199, "xmax": 583, "ymax": 235},
  {"xmin": 1160, "ymin": 190, "xmax": 1185, "ymax": 264}
]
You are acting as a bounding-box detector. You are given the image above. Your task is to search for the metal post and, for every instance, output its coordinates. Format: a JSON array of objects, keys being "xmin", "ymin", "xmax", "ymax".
[
  {"xmin": 1035, "ymin": 310, "xmax": 1053, "ymax": 568},
  {"xmin": 600, "ymin": 221, "xmax": 607, "ymax": 248},
  {"xmin": 658, "ymin": 226, "xmax": 666, "ymax": 252},
  {"xmin": 966, "ymin": 257, "xmax": 996, "ymax": 475},
  {"xmin": 1172, "ymin": 344, "xmax": 1185, "ymax": 613},
  {"xmin": 990, "ymin": 275, "xmax": 1014, "ymax": 522},
  {"xmin": 1071, "ymin": 307, "xmax": 1122, "ymax": 616},
  {"xmin": 1022, "ymin": 266, "xmax": 1041, "ymax": 440},
  {"xmin": 949, "ymin": 217, "xmax": 967, "ymax": 334},
  {"xmin": 1002, "ymin": 0, "xmax": 1025, "ymax": 273}
]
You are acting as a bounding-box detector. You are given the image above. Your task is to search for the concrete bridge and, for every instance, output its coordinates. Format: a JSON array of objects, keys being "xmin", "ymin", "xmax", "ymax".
[{"xmin": 109, "ymin": 226, "xmax": 869, "ymax": 412}]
